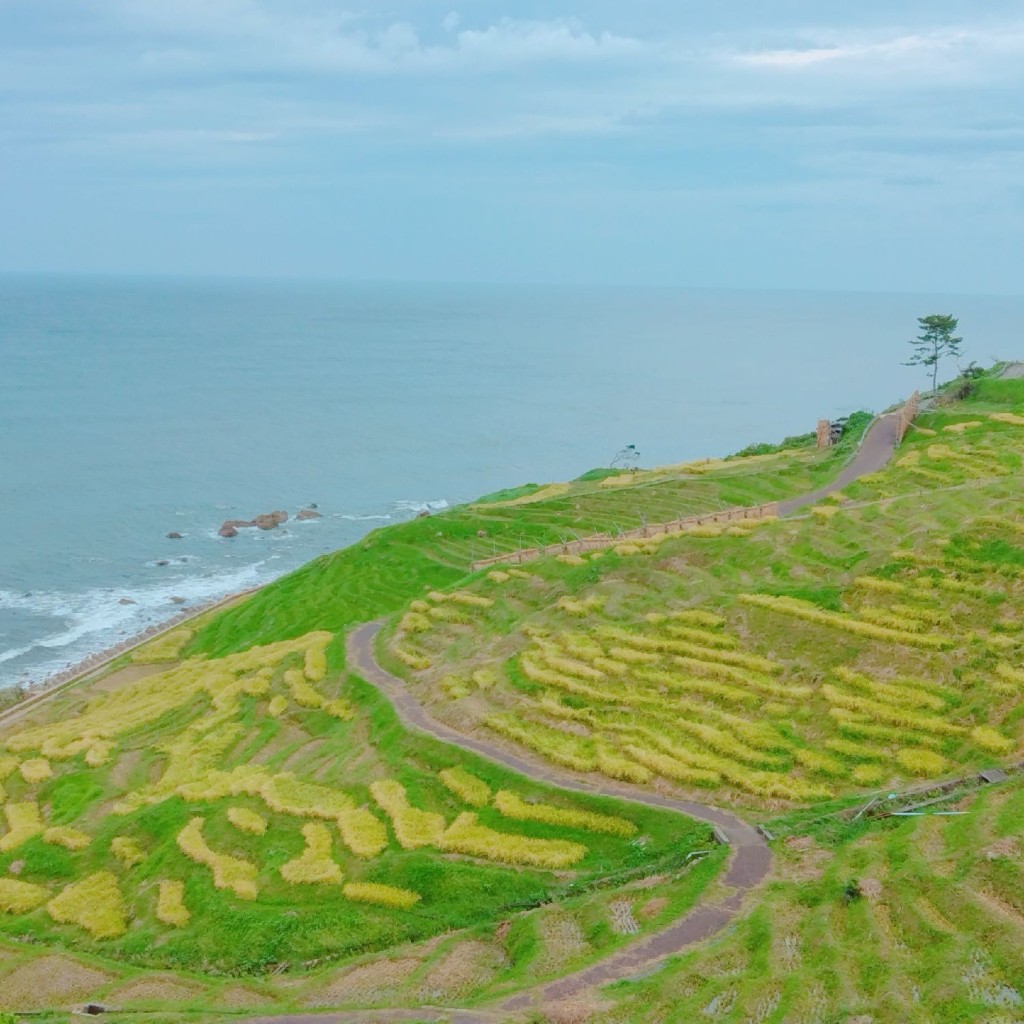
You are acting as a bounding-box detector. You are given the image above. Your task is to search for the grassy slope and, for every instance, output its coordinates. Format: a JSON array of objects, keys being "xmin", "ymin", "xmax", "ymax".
[
  {"xmin": 188, "ymin": 415, "xmax": 871, "ymax": 660},
  {"xmin": 385, "ymin": 379, "xmax": 1024, "ymax": 809}
]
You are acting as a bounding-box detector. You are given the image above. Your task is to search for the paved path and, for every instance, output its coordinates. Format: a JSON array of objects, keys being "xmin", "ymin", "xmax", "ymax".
[
  {"xmin": 778, "ymin": 412, "xmax": 901, "ymax": 516},
  {"xmin": 296, "ymin": 622, "xmax": 772, "ymax": 1023}
]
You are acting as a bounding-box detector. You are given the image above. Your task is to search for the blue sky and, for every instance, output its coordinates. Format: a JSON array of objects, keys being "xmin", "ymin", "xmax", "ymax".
[{"xmin": 2, "ymin": 1, "xmax": 1023, "ymax": 291}]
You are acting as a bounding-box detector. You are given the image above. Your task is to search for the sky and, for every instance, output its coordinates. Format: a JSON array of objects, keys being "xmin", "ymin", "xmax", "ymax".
[{"xmin": 1, "ymin": 1, "xmax": 1023, "ymax": 291}]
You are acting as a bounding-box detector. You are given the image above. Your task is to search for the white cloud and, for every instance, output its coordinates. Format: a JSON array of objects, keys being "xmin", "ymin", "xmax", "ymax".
[
  {"xmin": 732, "ymin": 23, "xmax": 1024, "ymax": 73},
  {"xmin": 442, "ymin": 11, "xmax": 460, "ymax": 34}
]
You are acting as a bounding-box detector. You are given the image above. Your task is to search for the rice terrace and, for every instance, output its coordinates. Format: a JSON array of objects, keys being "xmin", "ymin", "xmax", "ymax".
[{"xmin": 2, "ymin": 367, "xmax": 1024, "ymax": 1024}]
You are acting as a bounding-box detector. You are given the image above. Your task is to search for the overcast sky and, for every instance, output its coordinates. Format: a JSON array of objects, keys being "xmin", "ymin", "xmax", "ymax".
[{"xmin": 2, "ymin": 1, "xmax": 1023, "ymax": 291}]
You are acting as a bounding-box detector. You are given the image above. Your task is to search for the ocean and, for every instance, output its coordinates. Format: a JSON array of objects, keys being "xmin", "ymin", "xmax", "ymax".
[{"xmin": 2, "ymin": 275, "xmax": 1022, "ymax": 688}]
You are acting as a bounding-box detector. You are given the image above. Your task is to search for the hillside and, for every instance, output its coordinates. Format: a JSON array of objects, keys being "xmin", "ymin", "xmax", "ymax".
[{"xmin": 0, "ymin": 370, "xmax": 1021, "ymax": 1022}]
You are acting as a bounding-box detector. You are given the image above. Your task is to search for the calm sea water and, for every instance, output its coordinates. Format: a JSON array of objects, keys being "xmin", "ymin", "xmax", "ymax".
[{"xmin": 2, "ymin": 275, "xmax": 1021, "ymax": 687}]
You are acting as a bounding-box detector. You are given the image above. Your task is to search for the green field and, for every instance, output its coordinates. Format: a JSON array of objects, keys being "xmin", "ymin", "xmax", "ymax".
[{"xmin": 1, "ymin": 370, "xmax": 1022, "ymax": 1021}]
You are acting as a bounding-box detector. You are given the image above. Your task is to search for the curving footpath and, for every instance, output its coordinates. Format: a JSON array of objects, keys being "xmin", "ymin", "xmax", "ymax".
[{"xmin": 300, "ymin": 622, "xmax": 773, "ymax": 1022}]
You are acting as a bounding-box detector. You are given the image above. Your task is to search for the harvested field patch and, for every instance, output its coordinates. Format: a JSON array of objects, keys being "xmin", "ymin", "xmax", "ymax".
[
  {"xmin": 108, "ymin": 975, "xmax": 204, "ymax": 1005},
  {"xmin": 0, "ymin": 954, "xmax": 114, "ymax": 1009},
  {"xmin": 302, "ymin": 956, "xmax": 423, "ymax": 1006}
]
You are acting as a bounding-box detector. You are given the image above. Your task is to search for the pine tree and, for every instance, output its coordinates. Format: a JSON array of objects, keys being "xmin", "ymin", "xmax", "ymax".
[{"xmin": 906, "ymin": 314, "xmax": 963, "ymax": 393}]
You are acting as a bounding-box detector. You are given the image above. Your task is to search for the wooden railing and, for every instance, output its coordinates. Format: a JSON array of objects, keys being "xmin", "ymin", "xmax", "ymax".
[{"xmin": 470, "ymin": 502, "xmax": 779, "ymax": 571}]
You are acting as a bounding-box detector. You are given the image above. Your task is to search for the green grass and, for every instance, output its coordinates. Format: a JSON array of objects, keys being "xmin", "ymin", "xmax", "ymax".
[
  {"xmin": 0, "ymin": 641, "xmax": 711, "ymax": 990},
  {"xmin": 187, "ymin": 421, "xmax": 877, "ymax": 661}
]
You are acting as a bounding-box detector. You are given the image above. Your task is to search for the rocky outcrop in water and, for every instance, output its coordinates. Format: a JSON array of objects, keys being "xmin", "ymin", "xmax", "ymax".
[{"xmin": 296, "ymin": 508, "xmax": 321, "ymax": 521}]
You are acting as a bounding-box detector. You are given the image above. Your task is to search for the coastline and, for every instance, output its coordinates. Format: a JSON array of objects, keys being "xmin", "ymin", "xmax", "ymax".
[{"xmin": 0, "ymin": 586, "xmax": 259, "ymax": 725}]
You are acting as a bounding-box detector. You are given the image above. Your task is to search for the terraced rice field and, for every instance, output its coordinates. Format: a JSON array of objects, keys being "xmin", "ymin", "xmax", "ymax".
[
  {"xmin": 0, "ymin": 626, "xmax": 708, "ymax": 993},
  {"xmin": 600, "ymin": 776, "xmax": 1024, "ymax": 1023},
  {"xmin": 387, "ymin": 396, "xmax": 1024, "ymax": 808}
]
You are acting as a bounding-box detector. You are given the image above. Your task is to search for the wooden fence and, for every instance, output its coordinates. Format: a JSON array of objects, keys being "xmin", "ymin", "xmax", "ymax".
[{"xmin": 470, "ymin": 502, "xmax": 779, "ymax": 571}]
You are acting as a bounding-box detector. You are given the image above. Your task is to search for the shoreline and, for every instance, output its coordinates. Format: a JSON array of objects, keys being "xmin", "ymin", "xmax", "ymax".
[{"xmin": 0, "ymin": 587, "xmax": 259, "ymax": 724}]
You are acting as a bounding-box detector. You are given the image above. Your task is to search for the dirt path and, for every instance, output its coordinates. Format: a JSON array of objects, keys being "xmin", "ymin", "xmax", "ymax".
[{"xmin": 778, "ymin": 411, "xmax": 900, "ymax": 516}]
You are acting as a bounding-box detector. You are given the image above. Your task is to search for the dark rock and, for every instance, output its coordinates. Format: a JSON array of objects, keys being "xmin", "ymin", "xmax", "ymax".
[
  {"xmin": 155, "ymin": 560, "xmax": 170, "ymax": 567},
  {"xmin": 477, "ymin": 529, "xmax": 487, "ymax": 538},
  {"xmin": 218, "ymin": 524, "xmax": 239, "ymax": 538},
  {"xmin": 296, "ymin": 509, "xmax": 322, "ymax": 521},
  {"xmin": 118, "ymin": 598, "xmax": 136, "ymax": 606},
  {"xmin": 308, "ymin": 502, "xmax": 318, "ymax": 509},
  {"xmin": 169, "ymin": 596, "xmax": 186, "ymax": 605},
  {"xmin": 222, "ymin": 519, "xmax": 255, "ymax": 530},
  {"xmin": 166, "ymin": 531, "xmax": 183, "ymax": 539},
  {"xmin": 252, "ymin": 510, "xmax": 288, "ymax": 531},
  {"xmin": 84, "ymin": 1004, "xmax": 106, "ymax": 1016},
  {"xmin": 417, "ymin": 509, "xmax": 431, "ymax": 518}
]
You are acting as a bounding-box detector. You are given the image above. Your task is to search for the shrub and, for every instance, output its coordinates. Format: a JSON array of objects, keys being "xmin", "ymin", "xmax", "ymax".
[
  {"xmin": 47, "ymin": 871, "xmax": 128, "ymax": 938},
  {"xmin": 111, "ymin": 836, "xmax": 146, "ymax": 868},
  {"xmin": 130, "ymin": 627, "xmax": 193, "ymax": 663},
  {"xmin": 0, "ymin": 878, "xmax": 48, "ymax": 914},
  {"xmin": 176, "ymin": 817, "xmax": 258, "ymax": 900},
  {"xmin": 343, "ymin": 881, "xmax": 421, "ymax": 909},
  {"xmin": 42, "ymin": 826, "xmax": 92, "ymax": 850},
  {"xmin": 439, "ymin": 812, "xmax": 587, "ymax": 869},
  {"xmin": 439, "ymin": 767, "xmax": 491, "ymax": 807},
  {"xmin": 337, "ymin": 808, "xmax": 389, "ymax": 858},
  {"xmin": 156, "ymin": 879, "xmax": 190, "ymax": 927},
  {"xmin": 0, "ymin": 802, "xmax": 43, "ymax": 852},
  {"xmin": 487, "ymin": 570, "xmax": 511, "ymax": 583},
  {"xmin": 370, "ymin": 780, "xmax": 445, "ymax": 849},
  {"xmin": 267, "ymin": 695, "xmax": 288, "ymax": 717},
  {"xmin": 19, "ymin": 758, "xmax": 53, "ymax": 783},
  {"xmin": 493, "ymin": 790, "xmax": 636, "ymax": 837},
  {"xmin": 227, "ymin": 807, "xmax": 267, "ymax": 835},
  {"xmin": 280, "ymin": 823, "xmax": 343, "ymax": 885}
]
